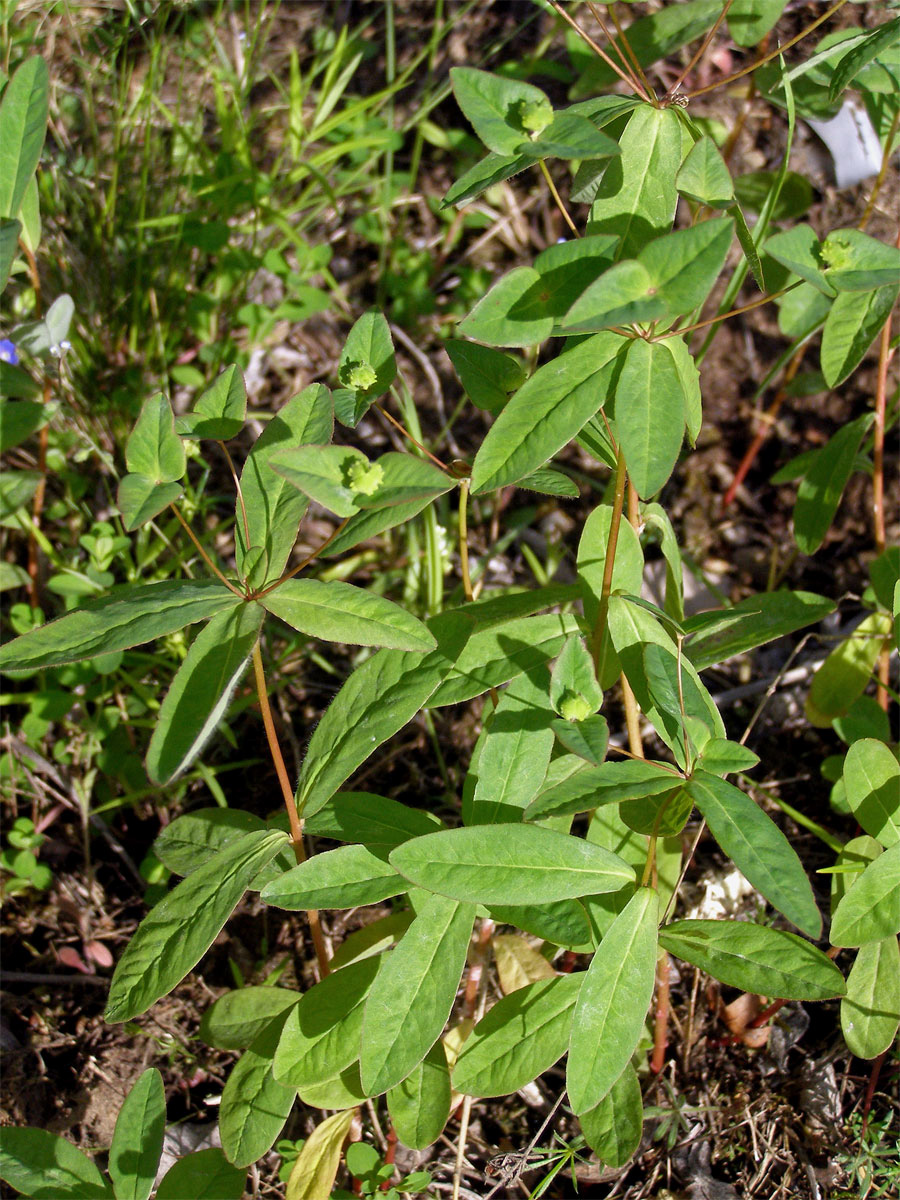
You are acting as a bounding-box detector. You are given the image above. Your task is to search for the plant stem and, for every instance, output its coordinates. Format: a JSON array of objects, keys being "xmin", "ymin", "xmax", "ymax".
[
  {"xmin": 538, "ymin": 159, "xmax": 579, "ymax": 238},
  {"xmin": 683, "ymin": 0, "xmax": 848, "ymax": 100},
  {"xmin": 458, "ymin": 480, "xmax": 474, "ymax": 602},
  {"xmin": 376, "ymin": 400, "xmax": 449, "ymax": 470},
  {"xmin": 604, "ymin": 2, "xmax": 654, "ymax": 98},
  {"xmin": 550, "ymin": 0, "xmax": 652, "ymax": 102},
  {"xmin": 651, "ymin": 947, "xmax": 670, "ymax": 1073},
  {"xmin": 590, "ymin": 449, "xmax": 627, "ymax": 672},
  {"xmin": 664, "ymin": 0, "xmax": 734, "ymax": 102},
  {"xmin": 251, "ymin": 642, "xmax": 330, "ymax": 978},
  {"xmin": 168, "ymin": 505, "xmax": 246, "ymax": 598},
  {"xmin": 219, "ymin": 439, "xmax": 250, "ymax": 548},
  {"xmin": 872, "ymin": 304, "xmax": 894, "ymax": 710},
  {"xmin": 860, "ymin": 106, "xmax": 900, "ymax": 232},
  {"xmin": 668, "ymin": 282, "xmax": 800, "ymax": 340},
  {"xmin": 621, "ymin": 480, "xmax": 645, "ymax": 758}
]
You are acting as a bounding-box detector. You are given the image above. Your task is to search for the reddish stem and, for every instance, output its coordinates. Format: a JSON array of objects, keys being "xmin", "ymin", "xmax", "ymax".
[{"xmin": 651, "ymin": 950, "xmax": 670, "ymax": 1073}]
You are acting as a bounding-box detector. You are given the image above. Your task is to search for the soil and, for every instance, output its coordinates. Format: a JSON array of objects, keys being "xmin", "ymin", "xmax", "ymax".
[{"xmin": 1, "ymin": 3, "xmax": 897, "ymax": 1199}]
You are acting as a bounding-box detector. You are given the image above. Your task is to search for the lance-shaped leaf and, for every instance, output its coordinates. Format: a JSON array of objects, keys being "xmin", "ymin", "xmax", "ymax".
[
  {"xmin": 683, "ymin": 589, "xmax": 835, "ymax": 670},
  {"xmin": 274, "ymin": 956, "xmax": 381, "ymax": 1088},
  {"xmin": 294, "ymin": 611, "xmax": 472, "ymax": 818},
  {"xmin": 442, "ymin": 149, "xmax": 531, "ymax": 208},
  {"xmin": 262, "ymin": 843, "xmax": 407, "ymax": 910},
  {"xmin": 578, "ymin": 1064, "xmax": 643, "ymax": 1167},
  {"xmin": 176, "ymin": 364, "xmax": 247, "ymax": 439},
  {"xmin": 0, "ymin": 57, "xmax": 49, "ymax": 221},
  {"xmin": 156, "ymin": 1149, "xmax": 244, "ymax": 1200},
  {"xmin": 527, "ymin": 759, "xmax": 680, "ymax": 820},
  {"xmin": 305, "ymin": 791, "xmax": 443, "ymax": 848},
  {"xmin": 676, "ymin": 136, "xmax": 734, "ymax": 207},
  {"xmin": 470, "ymin": 331, "xmax": 626, "ymax": 495},
  {"xmin": 586, "ymin": 104, "xmax": 684, "ymax": 260},
  {"xmin": 688, "ymin": 771, "xmax": 821, "ymax": 938},
  {"xmin": 0, "ymin": 218, "xmax": 21, "ymax": 292},
  {"xmin": 453, "ymin": 973, "xmax": 583, "ymax": 1097},
  {"xmin": 552, "ymin": 714, "xmax": 610, "ymax": 767},
  {"xmin": 843, "ymin": 739, "xmax": 900, "ymax": 848},
  {"xmin": 615, "ymin": 338, "xmax": 685, "ymax": 498},
  {"xmin": 201, "ymin": 986, "xmax": 300, "ymax": 1050},
  {"xmin": 236, "ymin": 383, "xmax": 333, "ymax": 583},
  {"xmin": 0, "ymin": 578, "xmax": 242, "ymax": 672},
  {"xmin": 806, "ymin": 610, "xmax": 893, "ymax": 727},
  {"xmin": 329, "ymin": 911, "xmax": 414, "ymax": 970},
  {"xmin": 284, "ymin": 1110, "xmax": 355, "ymax": 1200},
  {"xmin": 360, "ymin": 893, "xmax": 475, "ymax": 1094},
  {"xmin": 105, "ymin": 829, "xmax": 288, "ymax": 1023},
  {"xmin": 567, "ymin": 888, "xmax": 658, "ymax": 1113},
  {"xmin": 388, "ymin": 1039, "xmax": 451, "ymax": 1150},
  {"xmin": 219, "ymin": 1009, "xmax": 298, "ymax": 1169},
  {"xmin": 450, "ymin": 67, "xmax": 554, "ymax": 156},
  {"xmin": 333, "ymin": 310, "xmax": 396, "ymax": 427},
  {"xmin": 659, "ymin": 920, "xmax": 846, "ymax": 999},
  {"xmin": 108, "ymin": 1068, "xmax": 165, "ymax": 1200},
  {"xmin": 261, "ymin": 578, "xmax": 435, "ymax": 652},
  {"xmin": 841, "ymin": 936, "xmax": 900, "ymax": 1059},
  {"xmin": 390, "ymin": 824, "xmax": 634, "ymax": 905},
  {"xmin": 488, "ymin": 899, "xmax": 593, "ymax": 951},
  {"xmin": 446, "ymin": 340, "xmax": 526, "ymax": 414},
  {"xmin": 562, "ymin": 259, "xmax": 665, "ymax": 332},
  {"xmin": 0, "ymin": 1128, "xmax": 112, "ymax": 1200},
  {"xmin": 830, "ymin": 842, "xmax": 900, "ymax": 947},
  {"xmin": 793, "ymin": 414, "xmax": 874, "ymax": 555},
  {"xmin": 821, "ymin": 282, "xmax": 899, "ymax": 387},
  {"xmin": 146, "ymin": 601, "xmax": 264, "ymax": 785}
]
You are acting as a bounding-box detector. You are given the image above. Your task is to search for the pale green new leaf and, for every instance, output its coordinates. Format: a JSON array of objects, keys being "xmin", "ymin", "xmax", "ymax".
[
  {"xmin": 146, "ymin": 601, "xmax": 264, "ymax": 784},
  {"xmin": 108, "ymin": 1068, "xmax": 164, "ymax": 1200},
  {"xmin": 453, "ymin": 974, "xmax": 583, "ymax": 1097},
  {"xmin": 390, "ymin": 824, "xmax": 634, "ymax": 905},
  {"xmin": 360, "ymin": 893, "xmax": 475, "ymax": 1094},
  {"xmin": 830, "ymin": 842, "xmax": 900, "ymax": 947},
  {"xmin": 219, "ymin": 1010, "xmax": 297, "ymax": 1169},
  {"xmin": 843, "ymin": 739, "xmax": 900, "ymax": 848},
  {"xmin": 261, "ymin": 578, "xmax": 435, "ymax": 652},
  {"xmin": 688, "ymin": 771, "xmax": 821, "ymax": 937},
  {"xmin": 841, "ymin": 936, "xmax": 900, "ymax": 1059},
  {"xmin": 567, "ymin": 888, "xmax": 658, "ymax": 1113},
  {"xmin": 470, "ymin": 332, "xmax": 626, "ymax": 495},
  {"xmin": 659, "ymin": 919, "xmax": 845, "ymax": 999},
  {"xmin": 0, "ymin": 57, "xmax": 49, "ymax": 220},
  {"xmin": 284, "ymin": 1110, "xmax": 355, "ymax": 1200},
  {"xmin": 0, "ymin": 579, "xmax": 242, "ymax": 672},
  {"xmin": 387, "ymin": 1040, "xmax": 451, "ymax": 1149},
  {"xmin": 106, "ymin": 829, "xmax": 288, "ymax": 1022}
]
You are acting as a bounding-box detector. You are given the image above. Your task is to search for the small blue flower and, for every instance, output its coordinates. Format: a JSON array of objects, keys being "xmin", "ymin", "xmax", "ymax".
[{"xmin": 0, "ymin": 339, "xmax": 18, "ymax": 365}]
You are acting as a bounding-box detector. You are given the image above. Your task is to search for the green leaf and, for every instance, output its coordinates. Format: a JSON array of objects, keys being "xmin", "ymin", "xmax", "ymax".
[
  {"xmin": 829, "ymin": 16, "xmax": 900, "ymax": 101},
  {"xmin": 176, "ymin": 365, "xmax": 246, "ymax": 439},
  {"xmin": 295, "ymin": 1062, "xmax": 370, "ymax": 1111},
  {"xmin": 200, "ymin": 986, "xmax": 301, "ymax": 1050},
  {"xmin": 488, "ymin": 898, "xmax": 593, "ymax": 950},
  {"xmin": 0, "ymin": 397, "xmax": 51, "ymax": 453},
  {"xmin": 659, "ymin": 919, "xmax": 846, "ymax": 999},
  {"xmin": 764, "ymin": 225, "xmax": 834, "ymax": 294},
  {"xmin": 615, "ymin": 338, "xmax": 685, "ymax": 498},
  {"xmin": 676, "ymin": 136, "xmax": 734, "ymax": 207},
  {"xmin": 0, "ymin": 1128, "xmax": 112, "ymax": 1199},
  {"xmin": 638, "ymin": 216, "xmax": 734, "ymax": 317},
  {"xmin": 387, "ymin": 1040, "xmax": 451, "ymax": 1150},
  {"xmin": 442, "ymin": 149, "xmax": 531, "ymax": 208},
  {"xmin": 577, "ymin": 503, "xmax": 643, "ymax": 687},
  {"xmin": 728, "ymin": 0, "xmax": 786, "ymax": 46},
  {"xmin": 146, "ymin": 601, "xmax": 264, "ymax": 785},
  {"xmin": 450, "ymin": 67, "xmax": 553, "ymax": 155},
  {"xmin": 517, "ymin": 467, "xmax": 580, "ymax": 497},
  {"xmin": 561, "ymin": 259, "xmax": 665, "ymax": 332},
  {"xmin": 526, "ymin": 759, "xmax": 680, "ymax": 820},
  {"xmin": 578, "ymin": 1063, "xmax": 643, "ymax": 1167},
  {"xmin": 153, "ymin": 808, "xmax": 268, "ymax": 878},
  {"xmin": 552, "ymin": 714, "xmax": 610, "ymax": 767},
  {"xmin": 470, "ymin": 332, "xmax": 626, "ymax": 495},
  {"xmin": 305, "ymin": 791, "xmax": 443, "ymax": 848},
  {"xmin": 219, "ymin": 1010, "xmax": 297, "ymax": 1168},
  {"xmin": 294, "ymin": 611, "xmax": 471, "ymax": 818},
  {"xmin": 467, "ymin": 671, "xmax": 556, "ymax": 825},
  {"xmin": 641, "ymin": 503, "xmax": 685, "ymax": 619},
  {"xmin": 567, "ymin": 888, "xmax": 658, "ymax": 1113},
  {"xmin": 0, "ymin": 57, "xmax": 49, "ymax": 221},
  {"xmin": 456, "ymin": 267, "xmax": 552, "ymax": 348},
  {"xmin": 329, "ymin": 910, "xmax": 415, "ymax": 970},
  {"xmin": 155, "ymin": 1148, "xmax": 245, "ymax": 1200},
  {"xmin": 841, "ymin": 936, "xmax": 900, "ymax": 1059},
  {"xmin": 794, "ymin": 414, "xmax": 874, "ymax": 555},
  {"xmin": 389, "ymin": 824, "xmax": 634, "ymax": 905},
  {"xmin": 870, "ymin": 546, "xmax": 900, "ymax": 612},
  {"xmin": 261, "ymin": 578, "xmax": 435, "ymax": 652},
  {"xmin": 520, "ymin": 111, "xmax": 619, "ymax": 161},
  {"xmin": 446, "ymin": 340, "xmax": 525, "ymax": 414},
  {"xmin": 269, "ymin": 443, "xmax": 367, "ymax": 518},
  {"xmin": 0, "ymin": 579, "xmax": 242, "ymax": 672},
  {"xmin": 823, "ymin": 227, "xmax": 900, "ymax": 293},
  {"xmin": 729, "ymin": 198, "xmax": 766, "ymax": 290},
  {"xmin": 105, "ymin": 829, "xmax": 288, "ymax": 1022},
  {"xmin": 587, "ymin": 104, "xmax": 684, "ymax": 260},
  {"xmin": 116, "ymin": 476, "xmax": 183, "ymax": 532},
  {"xmin": 843, "ymin": 739, "xmax": 900, "ymax": 848},
  {"xmin": 262, "ymin": 843, "xmax": 407, "ymax": 910},
  {"xmin": 0, "ymin": 217, "xmax": 21, "ymax": 292},
  {"xmin": 806, "ymin": 610, "xmax": 893, "ymax": 727},
  {"xmin": 334, "ymin": 310, "xmax": 396, "ymax": 427},
  {"xmin": 236, "ymin": 383, "xmax": 333, "ymax": 583},
  {"xmin": 683, "ymin": 589, "xmax": 836, "ymax": 670},
  {"xmin": 821, "ymin": 282, "xmax": 899, "ymax": 387},
  {"xmin": 360, "ymin": 893, "xmax": 476, "ymax": 1093},
  {"xmin": 108, "ymin": 1068, "xmax": 164, "ymax": 1200},
  {"xmin": 688, "ymin": 771, "xmax": 821, "ymax": 937},
  {"xmin": 831, "ymin": 843, "xmax": 900, "ymax": 947},
  {"xmin": 699, "ymin": 738, "xmax": 761, "ymax": 775},
  {"xmin": 621, "ymin": 784, "xmax": 693, "ymax": 838},
  {"xmin": 550, "ymin": 635, "xmax": 603, "ymax": 717},
  {"xmin": 453, "ymin": 974, "xmax": 583, "ymax": 1097},
  {"xmin": 273, "ymin": 957, "xmax": 380, "ymax": 1088},
  {"xmin": 125, "ymin": 393, "xmax": 186, "ymax": 483}
]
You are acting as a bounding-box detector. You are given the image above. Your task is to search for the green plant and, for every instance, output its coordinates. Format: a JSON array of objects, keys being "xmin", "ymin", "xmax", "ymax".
[
  {"xmin": 0, "ymin": 816, "xmax": 51, "ymax": 894},
  {"xmin": 2, "ymin": 3, "xmax": 899, "ymax": 1198}
]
